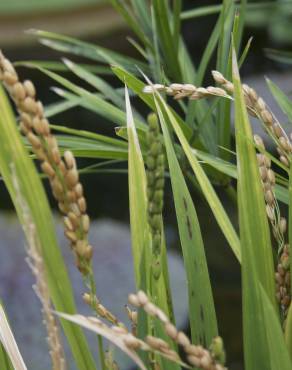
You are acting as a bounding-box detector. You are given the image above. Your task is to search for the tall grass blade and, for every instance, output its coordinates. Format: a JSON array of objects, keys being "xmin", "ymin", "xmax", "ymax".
[
  {"xmin": 181, "ymin": 4, "xmax": 222, "ymax": 20},
  {"xmin": 152, "ymin": 0, "xmax": 181, "ymax": 79},
  {"xmin": 33, "ymin": 67, "xmax": 145, "ymax": 128},
  {"xmin": 63, "ymin": 59, "xmax": 126, "ymax": 109},
  {"xmin": 130, "ymin": 0, "xmax": 151, "ymax": 36},
  {"xmin": 285, "ymin": 304, "xmax": 292, "ymax": 355},
  {"xmin": 15, "ymin": 60, "xmax": 111, "ymax": 74},
  {"xmin": 232, "ymin": 46, "xmax": 275, "ymax": 302},
  {"xmin": 232, "ymin": 46, "xmax": 277, "ymax": 370},
  {"xmin": 185, "ymin": 2, "xmax": 233, "ymax": 154},
  {"xmin": 155, "ymin": 100, "xmax": 218, "ymax": 346},
  {"xmin": 28, "ymin": 29, "xmax": 149, "ymax": 74},
  {"xmin": 45, "ymin": 98, "xmax": 80, "ymax": 117},
  {"xmin": 125, "ymin": 86, "xmax": 150, "ymax": 358},
  {"xmin": 172, "ymin": 0, "xmax": 182, "ymax": 55},
  {"xmin": 108, "ymin": 0, "xmax": 152, "ymax": 49},
  {"xmin": 216, "ymin": 1, "xmax": 235, "ymax": 162},
  {"xmin": 266, "ymin": 78, "xmax": 292, "ymax": 124},
  {"xmin": 126, "ymin": 85, "xmax": 151, "ymax": 289},
  {"xmin": 260, "ymin": 287, "xmax": 292, "ymax": 369},
  {"xmin": 50, "ymin": 124, "xmax": 128, "ymax": 148}
]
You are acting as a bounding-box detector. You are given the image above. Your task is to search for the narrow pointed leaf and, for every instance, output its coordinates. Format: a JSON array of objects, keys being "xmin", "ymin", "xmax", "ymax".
[
  {"xmin": 126, "ymin": 85, "xmax": 151, "ymax": 366},
  {"xmin": 126, "ymin": 85, "xmax": 151, "ymax": 288},
  {"xmin": 155, "ymin": 100, "xmax": 218, "ymax": 346},
  {"xmin": 266, "ymin": 78, "xmax": 292, "ymax": 124},
  {"xmin": 259, "ymin": 287, "xmax": 292, "ymax": 369},
  {"xmin": 28, "ymin": 29, "xmax": 149, "ymax": 74},
  {"xmin": 232, "ymin": 46, "xmax": 277, "ymax": 370},
  {"xmin": 232, "ymin": 47, "xmax": 275, "ymax": 302}
]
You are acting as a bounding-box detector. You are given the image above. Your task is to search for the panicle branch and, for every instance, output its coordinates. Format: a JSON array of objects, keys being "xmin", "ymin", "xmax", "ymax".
[
  {"xmin": 212, "ymin": 70, "xmax": 292, "ymax": 167},
  {"xmin": 128, "ymin": 291, "xmax": 226, "ymax": 370}
]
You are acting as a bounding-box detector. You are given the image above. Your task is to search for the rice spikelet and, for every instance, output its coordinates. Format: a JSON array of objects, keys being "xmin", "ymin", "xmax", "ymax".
[{"xmin": 128, "ymin": 291, "xmax": 227, "ymax": 370}]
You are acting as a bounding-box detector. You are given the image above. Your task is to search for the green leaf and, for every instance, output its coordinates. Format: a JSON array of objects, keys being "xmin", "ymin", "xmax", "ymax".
[
  {"xmin": 185, "ymin": 2, "xmax": 234, "ymax": 155},
  {"xmin": 155, "ymin": 99, "xmax": 218, "ymax": 347},
  {"xmin": 239, "ymin": 37, "xmax": 253, "ymax": 67},
  {"xmin": 125, "ymin": 85, "xmax": 151, "ymax": 366},
  {"xmin": 24, "ymin": 125, "xmax": 128, "ymax": 160},
  {"xmin": 30, "ymin": 66, "xmax": 145, "ymax": 129},
  {"xmin": 266, "ymin": 78, "xmax": 292, "ymax": 124},
  {"xmin": 63, "ymin": 59, "xmax": 126, "ymax": 109},
  {"xmin": 152, "ymin": 0, "xmax": 181, "ymax": 79},
  {"xmin": 192, "ymin": 148, "xmax": 237, "ymax": 179},
  {"xmin": 50, "ymin": 124, "xmax": 128, "ymax": 148},
  {"xmin": 15, "ymin": 60, "xmax": 111, "ymax": 74},
  {"xmin": 45, "ymin": 98, "xmax": 81, "ymax": 117},
  {"xmin": 195, "ymin": 3, "xmax": 229, "ymax": 86},
  {"xmin": 232, "ymin": 46, "xmax": 277, "ymax": 370},
  {"xmin": 126, "ymin": 85, "xmax": 150, "ymax": 290},
  {"xmin": 285, "ymin": 303, "xmax": 292, "ymax": 355},
  {"xmin": 62, "ymin": 59, "xmax": 145, "ymax": 123},
  {"xmin": 172, "ymin": 0, "xmax": 182, "ymax": 54},
  {"xmin": 129, "ymin": 0, "xmax": 152, "ymax": 39},
  {"xmin": 52, "ymin": 86, "xmax": 133, "ymax": 128},
  {"xmin": 108, "ymin": 0, "xmax": 152, "ymax": 49},
  {"xmin": 260, "ymin": 286, "xmax": 292, "ymax": 369},
  {"xmin": 232, "ymin": 46, "xmax": 275, "ymax": 301},
  {"xmin": 181, "ymin": 2, "xmax": 283, "ymax": 20},
  {"xmin": 181, "ymin": 4, "xmax": 222, "ymax": 20},
  {"xmin": 28, "ymin": 29, "xmax": 149, "ymax": 74},
  {"xmin": 0, "ymin": 85, "xmax": 96, "ymax": 370}
]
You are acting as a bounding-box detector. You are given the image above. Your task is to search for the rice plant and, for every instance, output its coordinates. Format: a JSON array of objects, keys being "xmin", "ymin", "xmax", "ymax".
[{"xmin": 0, "ymin": 1, "xmax": 292, "ymax": 370}]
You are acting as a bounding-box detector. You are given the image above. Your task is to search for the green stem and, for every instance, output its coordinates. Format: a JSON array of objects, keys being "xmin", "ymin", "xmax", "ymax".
[
  {"xmin": 87, "ymin": 267, "xmax": 106, "ymax": 370},
  {"xmin": 97, "ymin": 336, "xmax": 106, "ymax": 370}
]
